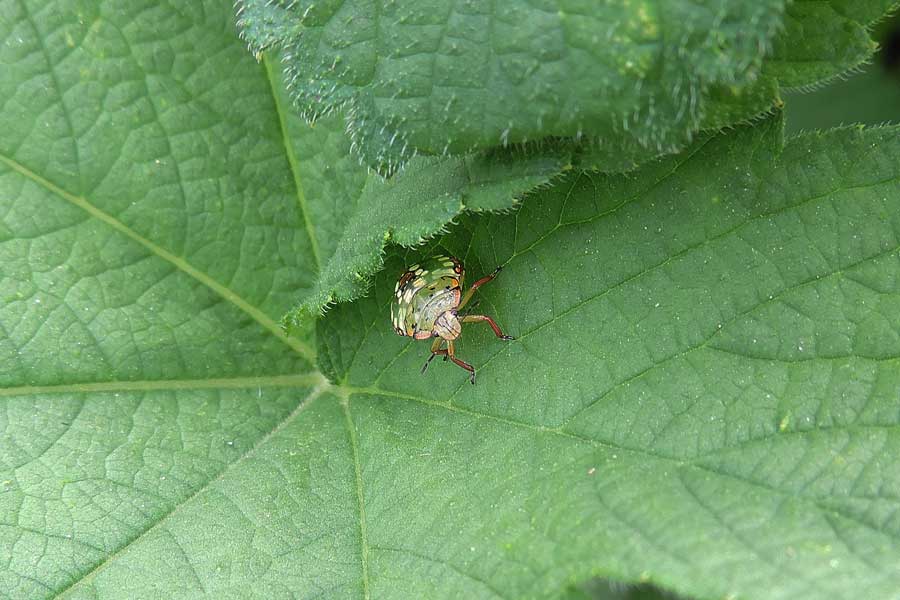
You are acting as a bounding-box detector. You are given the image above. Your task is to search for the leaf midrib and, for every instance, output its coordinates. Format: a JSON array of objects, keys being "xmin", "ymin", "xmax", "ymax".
[
  {"xmin": 0, "ymin": 373, "xmax": 323, "ymax": 397},
  {"xmin": 342, "ymin": 385, "xmax": 900, "ymax": 556},
  {"xmin": 341, "ymin": 397, "xmax": 372, "ymax": 600},
  {"xmin": 263, "ymin": 52, "xmax": 322, "ymax": 272}
]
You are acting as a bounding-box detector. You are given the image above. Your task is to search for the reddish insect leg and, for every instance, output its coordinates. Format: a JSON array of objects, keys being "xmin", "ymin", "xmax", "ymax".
[
  {"xmin": 447, "ymin": 340, "xmax": 476, "ymax": 385},
  {"xmin": 458, "ymin": 265, "xmax": 503, "ymax": 310},
  {"xmin": 461, "ymin": 314, "xmax": 514, "ymax": 340},
  {"xmin": 421, "ymin": 338, "xmax": 446, "ymax": 374}
]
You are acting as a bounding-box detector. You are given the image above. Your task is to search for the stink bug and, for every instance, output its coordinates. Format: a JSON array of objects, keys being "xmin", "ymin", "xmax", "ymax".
[{"xmin": 391, "ymin": 255, "xmax": 513, "ymax": 384}]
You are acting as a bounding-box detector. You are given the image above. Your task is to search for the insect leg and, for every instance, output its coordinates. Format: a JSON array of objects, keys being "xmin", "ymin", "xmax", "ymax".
[
  {"xmin": 447, "ymin": 340, "xmax": 476, "ymax": 385},
  {"xmin": 461, "ymin": 314, "xmax": 514, "ymax": 340},
  {"xmin": 457, "ymin": 265, "xmax": 503, "ymax": 310},
  {"xmin": 460, "ymin": 299, "xmax": 480, "ymax": 317},
  {"xmin": 421, "ymin": 338, "xmax": 447, "ymax": 374}
]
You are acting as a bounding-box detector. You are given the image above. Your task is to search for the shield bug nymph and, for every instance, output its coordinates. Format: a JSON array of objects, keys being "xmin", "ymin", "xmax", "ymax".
[{"xmin": 390, "ymin": 255, "xmax": 513, "ymax": 384}]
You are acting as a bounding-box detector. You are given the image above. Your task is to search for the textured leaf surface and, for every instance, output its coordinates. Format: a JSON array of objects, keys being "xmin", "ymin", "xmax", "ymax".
[
  {"xmin": 4, "ymin": 2, "xmax": 900, "ymax": 600},
  {"xmin": 0, "ymin": 1, "xmax": 319, "ymax": 595},
  {"xmin": 237, "ymin": 0, "xmax": 786, "ymax": 172},
  {"xmin": 0, "ymin": 0, "xmax": 317, "ymax": 372},
  {"xmin": 236, "ymin": 0, "xmax": 896, "ymax": 174},
  {"xmin": 314, "ymin": 120, "xmax": 900, "ymax": 600},
  {"xmin": 763, "ymin": 0, "xmax": 898, "ymax": 88}
]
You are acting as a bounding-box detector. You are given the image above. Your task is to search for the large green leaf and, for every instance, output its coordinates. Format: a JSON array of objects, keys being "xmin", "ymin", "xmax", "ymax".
[
  {"xmin": 236, "ymin": 0, "xmax": 897, "ymax": 174},
  {"xmin": 3, "ymin": 2, "xmax": 900, "ymax": 600},
  {"xmin": 237, "ymin": 0, "xmax": 786, "ymax": 172},
  {"xmin": 314, "ymin": 120, "xmax": 900, "ymax": 600}
]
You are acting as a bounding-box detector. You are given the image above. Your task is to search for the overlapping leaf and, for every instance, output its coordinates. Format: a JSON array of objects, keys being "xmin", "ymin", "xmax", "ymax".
[
  {"xmin": 236, "ymin": 0, "xmax": 897, "ymax": 173},
  {"xmin": 764, "ymin": 0, "xmax": 899, "ymax": 88},
  {"xmin": 237, "ymin": 0, "xmax": 786, "ymax": 172}
]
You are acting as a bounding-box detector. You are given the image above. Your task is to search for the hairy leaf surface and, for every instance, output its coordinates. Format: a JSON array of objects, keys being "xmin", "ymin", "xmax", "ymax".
[
  {"xmin": 763, "ymin": 0, "xmax": 899, "ymax": 88},
  {"xmin": 236, "ymin": 0, "xmax": 896, "ymax": 173},
  {"xmin": 237, "ymin": 0, "xmax": 786, "ymax": 172}
]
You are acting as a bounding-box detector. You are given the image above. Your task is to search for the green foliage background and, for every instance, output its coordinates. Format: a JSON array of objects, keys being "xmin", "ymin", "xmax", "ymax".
[{"xmin": 1, "ymin": 2, "xmax": 900, "ymax": 599}]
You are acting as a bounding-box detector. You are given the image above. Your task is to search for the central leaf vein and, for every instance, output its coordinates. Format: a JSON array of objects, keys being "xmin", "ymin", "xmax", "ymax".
[
  {"xmin": 342, "ymin": 398, "xmax": 372, "ymax": 600},
  {"xmin": 263, "ymin": 53, "xmax": 322, "ymax": 271},
  {"xmin": 346, "ymin": 385, "xmax": 900, "ymax": 556}
]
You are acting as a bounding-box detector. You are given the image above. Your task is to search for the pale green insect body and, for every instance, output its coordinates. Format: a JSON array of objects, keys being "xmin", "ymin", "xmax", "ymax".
[
  {"xmin": 390, "ymin": 254, "xmax": 512, "ymax": 385},
  {"xmin": 391, "ymin": 255, "xmax": 463, "ymax": 340}
]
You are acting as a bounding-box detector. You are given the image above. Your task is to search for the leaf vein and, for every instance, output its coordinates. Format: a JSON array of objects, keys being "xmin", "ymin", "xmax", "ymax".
[
  {"xmin": 562, "ymin": 241, "xmax": 900, "ymax": 427},
  {"xmin": 341, "ymin": 399, "xmax": 371, "ymax": 600},
  {"xmin": 0, "ymin": 153, "xmax": 314, "ymax": 362},
  {"xmin": 263, "ymin": 53, "xmax": 322, "ymax": 271},
  {"xmin": 347, "ymin": 385, "xmax": 900, "ymax": 549},
  {"xmin": 370, "ymin": 545, "xmax": 508, "ymax": 599},
  {"xmin": 0, "ymin": 374, "xmax": 323, "ymax": 398},
  {"xmin": 51, "ymin": 378, "xmax": 329, "ymax": 598}
]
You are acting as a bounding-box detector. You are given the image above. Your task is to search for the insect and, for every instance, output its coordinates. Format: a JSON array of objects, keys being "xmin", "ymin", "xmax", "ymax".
[{"xmin": 391, "ymin": 255, "xmax": 513, "ymax": 384}]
